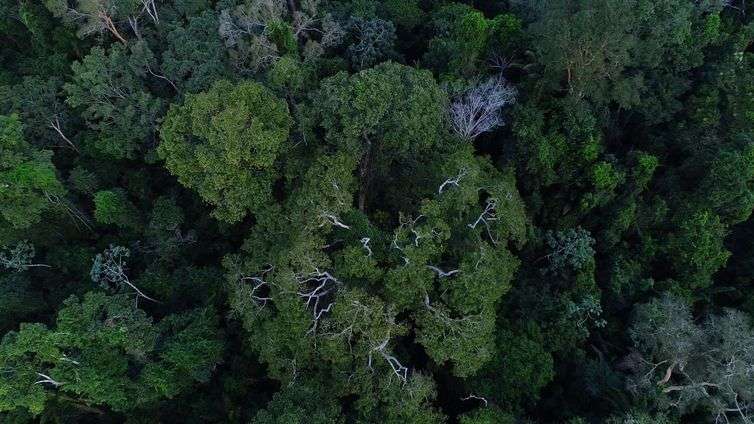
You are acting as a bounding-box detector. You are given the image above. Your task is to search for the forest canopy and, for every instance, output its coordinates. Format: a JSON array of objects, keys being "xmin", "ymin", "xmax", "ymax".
[{"xmin": 1, "ymin": 0, "xmax": 754, "ymax": 423}]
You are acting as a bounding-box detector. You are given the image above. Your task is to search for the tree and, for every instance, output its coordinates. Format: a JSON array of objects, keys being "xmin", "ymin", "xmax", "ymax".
[
  {"xmin": 423, "ymin": 3, "xmax": 495, "ymax": 79},
  {"xmin": 44, "ymin": 0, "xmax": 139, "ymax": 43},
  {"xmin": 64, "ymin": 44, "xmax": 163, "ymax": 159},
  {"xmin": 449, "ymin": 75, "xmax": 517, "ymax": 141},
  {"xmin": 630, "ymin": 295, "xmax": 754, "ymax": 422},
  {"xmin": 344, "ymin": 17, "xmax": 396, "ymax": 70},
  {"xmin": 312, "ymin": 62, "xmax": 447, "ymax": 211},
  {"xmin": 523, "ymin": 0, "xmax": 720, "ymax": 113},
  {"xmin": 0, "ymin": 114, "xmax": 65, "ymax": 231},
  {"xmin": 0, "ymin": 292, "xmax": 223, "ymax": 415},
  {"xmin": 0, "ymin": 240, "xmax": 49, "ymax": 272},
  {"xmin": 543, "ymin": 227, "xmax": 596, "ymax": 276},
  {"xmin": 90, "ymin": 245, "xmax": 158, "ymax": 303},
  {"xmin": 469, "ymin": 321, "xmax": 554, "ymax": 408},
  {"xmin": 0, "ymin": 76, "xmax": 77, "ymax": 151},
  {"xmin": 667, "ymin": 210, "xmax": 730, "ymax": 291},
  {"xmin": 162, "ymin": 11, "xmax": 229, "ymax": 93},
  {"xmin": 93, "ymin": 189, "xmax": 140, "ymax": 230},
  {"xmin": 218, "ymin": 0, "xmax": 344, "ymax": 75},
  {"xmin": 158, "ymin": 79, "xmax": 292, "ymax": 223}
]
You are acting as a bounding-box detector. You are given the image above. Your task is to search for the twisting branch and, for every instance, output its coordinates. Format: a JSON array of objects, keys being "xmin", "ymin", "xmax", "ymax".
[
  {"xmin": 427, "ymin": 265, "xmax": 460, "ymax": 278},
  {"xmin": 369, "ymin": 338, "xmax": 408, "ymax": 382},
  {"xmin": 319, "ymin": 212, "xmax": 351, "ymax": 230},
  {"xmin": 295, "ymin": 268, "xmax": 341, "ymax": 334},
  {"xmin": 239, "ymin": 275, "xmax": 274, "ymax": 308},
  {"xmin": 35, "ymin": 372, "xmax": 64, "ymax": 387},
  {"xmin": 360, "ymin": 237, "xmax": 372, "ymax": 257},
  {"xmin": 462, "ymin": 394, "xmax": 489, "ymax": 407},
  {"xmin": 438, "ymin": 167, "xmax": 468, "ymax": 194},
  {"xmin": 468, "ymin": 198, "xmax": 499, "ymax": 245},
  {"xmin": 391, "ymin": 232, "xmax": 409, "ymax": 265},
  {"xmin": 48, "ymin": 115, "xmax": 78, "ymax": 152},
  {"xmin": 391, "ymin": 214, "xmax": 441, "ymax": 264}
]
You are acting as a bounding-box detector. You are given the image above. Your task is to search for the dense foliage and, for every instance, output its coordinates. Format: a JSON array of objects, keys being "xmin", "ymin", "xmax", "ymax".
[{"xmin": 1, "ymin": 0, "xmax": 754, "ymax": 422}]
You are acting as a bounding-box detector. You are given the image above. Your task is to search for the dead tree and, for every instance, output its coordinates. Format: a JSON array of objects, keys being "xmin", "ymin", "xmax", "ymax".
[{"xmin": 449, "ymin": 76, "xmax": 517, "ymax": 141}]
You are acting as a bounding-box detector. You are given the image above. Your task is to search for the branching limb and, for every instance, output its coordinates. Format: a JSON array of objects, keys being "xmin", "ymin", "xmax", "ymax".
[
  {"xmin": 462, "ymin": 394, "xmax": 489, "ymax": 407},
  {"xmin": 427, "ymin": 265, "xmax": 460, "ymax": 278},
  {"xmin": 438, "ymin": 167, "xmax": 468, "ymax": 194},
  {"xmin": 295, "ymin": 268, "xmax": 341, "ymax": 334},
  {"xmin": 35, "ymin": 373, "xmax": 64, "ymax": 387},
  {"xmin": 48, "ymin": 116, "xmax": 78, "ymax": 152},
  {"xmin": 370, "ymin": 338, "xmax": 408, "ymax": 382},
  {"xmin": 468, "ymin": 198, "xmax": 499, "ymax": 245},
  {"xmin": 141, "ymin": 0, "xmax": 159, "ymax": 24},
  {"xmin": 319, "ymin": 212, "xmax": 351, "ymax": 230},
  {"xmin": 360, "ymin": 237, "xmax": 372, "ymax": 257}
]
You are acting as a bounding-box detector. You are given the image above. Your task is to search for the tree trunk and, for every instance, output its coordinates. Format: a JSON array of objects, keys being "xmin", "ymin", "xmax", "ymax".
[
  {"xmin": 100, "ymin": 12, "xmax": 127, "ymax": 44},
  {"xmin": 358, "ymin": 134, "xmax": 373, "ymax": 212}
]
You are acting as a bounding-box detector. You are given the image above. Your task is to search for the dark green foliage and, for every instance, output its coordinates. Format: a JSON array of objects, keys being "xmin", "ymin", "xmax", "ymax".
[
  {"xmin": 64, "ymin": 45, "xmax": 163, "ymax": 159},
  {"xmin": 93, "ymin": 189, "xmax": 140, "ymax": 230},
  {"xmin": 0, "ymin": 114, "xmax": 65, "ymax": 231},
  {"xmin": 2, "ymin": 0, "xmax": 754, "ymax": 422},
  {"xmin": 162, "ymin": 11, "xmax": 230, "ymax": 93},
  {"xmin": 158, "ymin": 79, "xmax": 292, "ymax": 223},
  {"xmin": 345, "ymin": 17, "xmax": 396, "ymax": 70},
  {"xmin": 0, "ymin": 292, "xmax": 223, "ymax": 414}
]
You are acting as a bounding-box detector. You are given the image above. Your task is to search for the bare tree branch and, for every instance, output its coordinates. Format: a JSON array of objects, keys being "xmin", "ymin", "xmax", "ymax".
[{"xmin": 449, "ymin": 76, "xmax": 517, "ymax": 141}]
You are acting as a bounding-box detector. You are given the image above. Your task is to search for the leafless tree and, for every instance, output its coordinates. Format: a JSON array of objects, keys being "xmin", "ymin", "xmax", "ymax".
[{"xmin": 449, "ymin": 76, "xmax": 517, "ymax": 141}]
